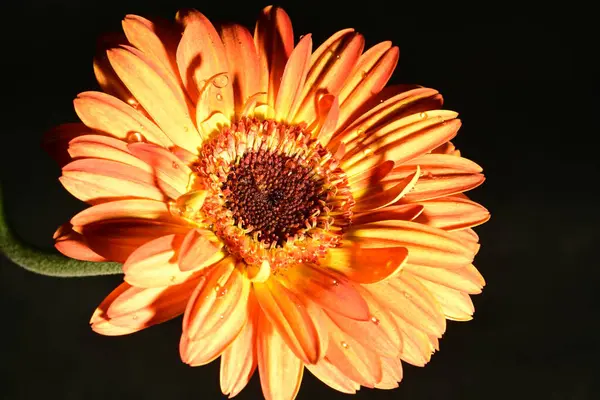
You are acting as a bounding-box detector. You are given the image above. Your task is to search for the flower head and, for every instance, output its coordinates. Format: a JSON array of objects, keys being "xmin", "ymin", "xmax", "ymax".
[{"xmin": 46, "ymin": 6, "xmax": 489, "ymax": 399}]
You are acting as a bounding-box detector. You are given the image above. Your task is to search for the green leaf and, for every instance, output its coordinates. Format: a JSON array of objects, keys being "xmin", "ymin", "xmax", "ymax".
[{"xmin": 0, "ymin": 181, "xmax": 122, "ymax": 277}]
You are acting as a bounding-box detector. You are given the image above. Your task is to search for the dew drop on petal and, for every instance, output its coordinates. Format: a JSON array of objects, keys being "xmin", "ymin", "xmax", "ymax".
[
  {"xmin": 126, "ymin": 132, "xmax": 146, "ymax": 143},
  {"xmin": 170, "ymin": 276, "xmax": 177, "ymax": 282},
  {"xmin": 370, "ymin": 316, "xmax": 380, "ymax": 325},
  {"xmin": 419, "ymin": 112, "xmax": 427, "ymax": 119},
  {"xmin": 172, "ymin": 161, "xmax": 179, "ymax": 169},
  {"xmin": 403, "ymin": 291, "xmax": 411, "ymax": 299},
  {"xmin": 332, "ymin": 279, "xmax": 339, "ymax": 286},
  {"xmin": 216, "ymin": 93, "xmax": 223, "ymax": 101},
  {"xmin": 341, "ymin": 341, "xmax": 349, "ymax": 349},
  {"xmin": 219, "ymin": 314, "xmax": 224, "ymax": 319},
  {"xmin": 212, "ymin": 74, "xmax": 229, "ymax": 88},
  {"xmin": 183, "ymin": 126, "xmax": 190, "ymax": 132},
  {"xmin": 132, "ymin": 314, "xmax": 138, "ymax": 320}
]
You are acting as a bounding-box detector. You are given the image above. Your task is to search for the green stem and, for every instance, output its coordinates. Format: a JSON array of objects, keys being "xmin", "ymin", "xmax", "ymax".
[{"xmin": 0, "ymin": 182, "xmax": 122, "ymax": 277}]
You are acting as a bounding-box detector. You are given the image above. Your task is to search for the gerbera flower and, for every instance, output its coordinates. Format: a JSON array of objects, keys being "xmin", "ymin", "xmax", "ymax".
[{"xmin": 45, "ymin": 6, "xmax": 489, "ymax": 399}]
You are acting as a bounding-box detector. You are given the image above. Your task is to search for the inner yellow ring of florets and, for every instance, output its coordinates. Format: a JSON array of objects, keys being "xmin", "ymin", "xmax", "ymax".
[{"xmin": 189, "ymin": 118, "xmax": 354, "ymax": 270}]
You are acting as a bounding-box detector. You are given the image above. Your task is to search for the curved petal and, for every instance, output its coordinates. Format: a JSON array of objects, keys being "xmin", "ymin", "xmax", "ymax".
[
  {"xmin": 337, "ymin": 42, "xmax": 399, "ymax": 129},
  {"xmin": 345, "ymin": 220, "xmax": 474, "ymax": 269},
  {"xmin": 375, "ymin": 357, "xmax": 403, "ymax": 389},
  {"xmin": 291, "ymin": 29, "xmax": 364, "ymax": 126},
  {"xmin": 418, "ymin": 279, "xmax": 476, "ymax": 321},
  {"xmin": 122, "ymin": 15, "xmax": 180, "ymax": 80},
  {"xmin": 256, "ymin": 310, "xmax": 304, "ymax": 400},
  {"xmin": 389, "ymin": 312, "xmax": 437, "ymax": 366},
  {"xmin": 123, "ymin": 233, "xmax": 218, "ymax": 288},
  {"xmin": 352, "ymin": 204, "xmax": 424, "ymax": 226},
  {"xmin": 178, "ymin": 228, "xmax": 224, "ymax": 272},
  {"xmin": 90, "ymin": 278, "xmax": 198, "ymax": 335},
  {"xmin": 73, "ymin": 91, "xmax": 174, "ymax": 147},
  {"xmin": 323, "ymin": 313, "xmax": 382, "ymax": 387},
  {"xmin": 413, "ymin": 196, "xmax": 490, "ymax": 231},
  {"xmin": 42, "ymin": 123, "xmax": 98, "ymax": 167},
  {"xmin": 107, "ymin": 45, "xmax": 201, "ymax": 153},
  {"xmin": 306, "ymin": 358, "xmax": 360, "ymax": 394},
  {"xmin": 219, "ymin": 24, "xmax": 261, "ymax": 115},
  {"xmin": 254, "ymin": 277, "xmax": 327, "ymax": 364},
  {"xmin": 324, "ymin": 242, "xmax": 408, "ymax": 284},
  {"xmin": 182, "ymin": 258, "xmax": 249, "ymax": 341},
  {"xmin": 220, "ymin": 293, "xmax": 259, "ymax": 398},
  {"xmin": 70, "ymin": 198, "xmax": 175, "ymax": 227},
  {"xmin": 353, "ymin": 167, "xmax": 419, "ymax": 212},
  {"xmin": 404, "ymin": 263, "xmax": 485, "ymax": 294},
  {"xmin": 61, "ymin": 158, "xmax": 168, "ymax": 203},
  {"xmin": 127, "ymin": 142, "xmax": 192, "ymax": 198},
  {"xmin": 53, "ymin": 223, "xmax": 106, "ymax": 262},
  {"xmin": 282, "ymin": 263, "xmax": 370, "ymax": 321},
  {"xmin": 92, "ymin": 33, "xmax": 135, "ymax": 103},
  {"xmin": 67, "ymin": 135, "xmax": 151, "ymax": 171},
  {"xmin": 176, "ymin": 9, "xmax": 234, "ymax": 120},
  {"xmin": 275, "ymin": 34, "xmax": 312, "ymax": 122},
  {"xmin": 254, "ymin": 5, "xmax": 294, "ymax": 114}
]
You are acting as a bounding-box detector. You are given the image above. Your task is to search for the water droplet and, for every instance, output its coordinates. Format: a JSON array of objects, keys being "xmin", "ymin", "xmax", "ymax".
[
  {"xmin": 183, "ymin": 126, "xmax": 190, "ymax": 132},
  {"xmin": 170, "ymin": 276, "xmax": 177, "ymax": 282},
  {"xmin": 219, "ymin": 314, "xmax": 224, "ymax": 319},
  {"xmin": 361, "ymin": 71, "xmax": 368, "ymax": 78},
  {"xmin": 216, "ymin": 93, "xmax": 223, "ymax": 101},
  {"xmin": 127, "ymin": 98, "xmax": 138, "ymax": 107},
  {"xmin": 357, "ymin": 128, "xmax": 364, "ymax": 136},
  {"xmin": 403, "ymin": 291, "xmax": 411, "ymax": 299},
  {"xmin": 419, "ymin": 112, "xmax": 427, "ymax": 119},
  {"xmin": 371, "ymin": 316, "xmax": 380, "ymax": 325},
  {"xmin": 214, "ymin": 284, "xmax": 221, "ymax": 293},
  {"xmin": 362, "ymin": 147, "xmax": 373, "ymax": 156},
  {"xmin": 218, "ymin": 287, "xmax": 228, "ymax": 298},
  {"xmin": 132, "ymin": 314, "xmax": 138, "ymax": 320},
  {"xmin": 299, "ymin": 34, "xmax": 305, "ymax": 39},
  {"xmin": 172, "ymin": 161, "xmax": 179, "ymax": 169},
  {"xmin": 126, "ymin": 132, "xmax": 146, "ymax": 143},
  {"xmin": 213, "ymin": 74, "xmax": 229, "ymax": 88},
  {"xmin": 332, "ymin": 279, "xmax": 339, "ymax": 286},
  {"xmin": 341, "ymin": 341, "xmax": 349, "ymax": 349}
]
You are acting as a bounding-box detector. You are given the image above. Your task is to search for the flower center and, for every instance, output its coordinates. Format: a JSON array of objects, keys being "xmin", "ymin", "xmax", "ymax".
[
  {"xmin": 189, "ymin": 118, "xmax": 354, "ymax": 270},
  {"xmin": 222, "ymin": 150, "xmax": 327, "ymax": 248}
]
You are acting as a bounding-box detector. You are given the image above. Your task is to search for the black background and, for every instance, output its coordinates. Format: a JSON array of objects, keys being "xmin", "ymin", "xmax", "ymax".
[{"xmin": 1, "ymin": 1, "xmax": 597, "ymax": 399}]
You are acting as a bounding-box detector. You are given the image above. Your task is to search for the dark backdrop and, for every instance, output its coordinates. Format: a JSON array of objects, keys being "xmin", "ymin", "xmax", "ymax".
[{"xmin": 1, "ymin": 1, "xmax": 597, "ymax": 399}]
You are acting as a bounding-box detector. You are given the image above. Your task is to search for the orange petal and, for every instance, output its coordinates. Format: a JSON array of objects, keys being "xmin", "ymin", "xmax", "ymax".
[
  {"xmin": 256, "ymin": 310, "xmax": 304, "ymax": 400},
  {"xmin": 107, "ymin": 46, "xmax": 201, "ymax": 153},
  {"xmin": 418, "ymin": 279, "xmax": 476, "ymax": 321},
  {"xmin": 67, "ymin": 134, "xmax": 150, "ymax": 171},
  {"xmin": 80, "ymin": 220, "xmax": 189, "ymax": 263},
  {"xmin": 175, "ymin": 9, "xmax": 234, "ymax": 120},
  {"xmin": 377, "ymin": 310, "xmax": 435, "ymax": 367},
  {"xmin": 375, "ymin": 357, "xmax": 403, "ymax": 389},
  {"xmin": 315, "ymin": 94, "xmax": 340, "ymax": 145},
  {"xmin": 254, "ymin": 277, "xmax": 327, "ymax": 364},
  {"xmin": 61, "ymin": 158, "xmax": 167, "ymax": 203},
  {"xmin": 323, "ymin": 313, "xmax": 382, "ymax": 387},
  {"xmin": 121, "ymin": 15, "xmax": 180, "ymax": 80},
  {"xmin": 345, "ymin": 220, "xmax": 474, "ymax": 269},
  {"xmin": 352, "ymin": 204, "xmax": 424, "ymax": 226},
  {"xmin": 220, "ymin": 293, "xmax": 259, "ymax": 398},
  {"xmin": 353, "ymin": 167, "xmax": 419, "ymax": 212},
  {"xmin": 343, "ymin": 117, "xmax": 461, "ymax": 178},
  {"xmin": 178, "ymin": 228, "xmax": 224, "ymax": 272},
  {"xmin": 324, "ymin": 242, "xmax": 408, "ymax": 284},
  {"xmin": 53, "ymin": 223, "xmax": 106, "ymax": 262},
  {"xmin": 91, "ymin": 278, "xmax": 198, "ymax": 335},
  {"xmin": 292, "ymin": 29, "xmax": 364, "ymax": 127},
  {"xmin": 365, "ymin": 273, "xmax": 446, "ymax": 337},
  {"xmin": 275, "ymin": 34, "xmax": 312, "ymax": 122},
  {"xmin": 326, "ymin": 309, "xmax": 399, "ymax": 357},
  {"xmin": 182, "ymin": 258, "xmax": 249, "ymax": 341},
  {"xmin": 413, "ymin": 195, "xmax": 490, "ymax": 231},
  {"xmin": 42, "ymin": 123, "xmax": 97, "ymax": 167},
  {"xmin": 402, "ymin": 173, "xmax": 485, "ymax": 203},
  {"xmin": 127, "ymin": 142, "xmax": 192, "ymax": 198},
  {"xmin": 123, "ymin": 233, "xmax": 217, "ymax": 288},
  {"xmin": 254, "ymin": 5, "xmax": 294, "ymax": 114},
  {"xmin": 347, "ymin": 159, "xmax": 395, "ymax": 191},
  {"xmin": 330, "ymin": 87, "xmax": 442, "ymax": 148},
  {"xmin": 74, "ymin": 91, "xmax": 173, "ymax": 147},
  {"xmin": 70, "ymin": 198, "xmax": 174, "ymax": 227},
  {"xmin": 356, "ymin": 286, "xmax": 403, "ymax": 356},
  {"xmin": 306, "ymin": 358, "xmax": 360, "ymax": 394},
  {"xmin": 282, "ymin": 263, "xmax": 370, "ymax": 321},
  {"xmin": 219, "ymin": 24, "xmax": 261, "ymax": 115},
  {"xmin": 92, "ymin": 33, "xmax": 136, "ymax": 103},
  {"xmin": 337, "ymin": 42, "xmax": 399, "ymax": 129},
  {"xmin": 404, "ymin": 263, "xmax": 485, "ymax": 294}
]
